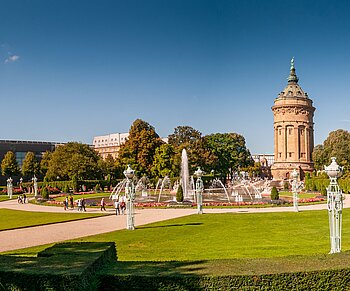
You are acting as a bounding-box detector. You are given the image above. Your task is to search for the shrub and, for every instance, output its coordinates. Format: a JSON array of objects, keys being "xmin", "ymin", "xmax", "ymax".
[
  {"xmin": 176, "ymin": 185, "xmax": 184, "ymax": 202},
  {"xmin": 41, "ymin": 187, "xmax": 49, "ymax": 199},
  {"xmin": 63, "ymin": 184, "xmax": 70, "ymax": 193},
  {"xmin": 95, "ymin": 183, "xmax": 101, "ymax": 192},
  {"xmin": 271, "ymin": 186, "xmax": 279, "ymax": 200},
  {"xmin": 283, "ymin": 181, "xmax": 290, "ymax": 191},
  {"xmin": 72, "ymin": 175, "xmax": 79, "ymax": 192}
]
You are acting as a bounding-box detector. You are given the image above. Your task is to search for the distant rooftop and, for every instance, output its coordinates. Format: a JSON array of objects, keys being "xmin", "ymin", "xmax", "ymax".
[{"xmin": 0, "ymin": 140, "xmax": 58, "ymax": 145}]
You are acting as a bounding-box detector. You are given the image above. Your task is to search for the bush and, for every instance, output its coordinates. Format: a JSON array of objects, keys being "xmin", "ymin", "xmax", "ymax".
[
  {"xmin": 283, "ymin": 181, "xmax": 290, "ymax": 191},
  {"xmin": 63, "ymin": 184, "xmax": 70, "ymax": 193},
  {"xmin": 41, "ymin": 187, "xmax": 49, "ymax": 199},
  {"xmin": 176, "ymin": 185, "xmax": 184, "ymax": 202},
  {"xmin": 95, "ymin": 183, "xmax": 101, "ymax": 192},
  {"xmin": 270, "ymin": 186, "xmax": 279, "ymax": 200}
]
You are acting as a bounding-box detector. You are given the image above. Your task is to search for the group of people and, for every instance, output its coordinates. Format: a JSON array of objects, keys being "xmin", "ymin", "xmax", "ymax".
[
  {"xmin": 63, "ymin": 195, "xmax": 78, "ymax": 211},
  {"xmin": 114, "ymin": 199, "xmax": 126, "ymax": 215},
  {"xmin": 17, "ymin": 194, "xmax": 27, "ymax": 204}
]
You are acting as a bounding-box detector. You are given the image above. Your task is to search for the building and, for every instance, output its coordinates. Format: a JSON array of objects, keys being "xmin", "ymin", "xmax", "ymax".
[
  {"xmin": 0, "ymin": 140, "xmax": 57, "ymax": 168},
  {"xmin": 93, "ymin": 133, "xmax": 129, "ymax": 160},
  {"xmin": 271, "ymin": 59, "xmax": 315, "ymax": 180},
  {"xmin": 252, "ymin": 154, "xmax": 274, "ymax": 167},
  {"xmin": 93, "ymin": 132, "xmax": 169, "ymax": 160}
]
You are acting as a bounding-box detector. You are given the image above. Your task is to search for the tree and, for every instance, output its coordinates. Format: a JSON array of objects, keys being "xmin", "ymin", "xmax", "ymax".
[
  {"xmin": 45, "ymin": 142, "xmax": 102, "ymax": 181},
  {"xmin": 1, "ymin": 151, "xmax": 20, "ymax": 177},
  {"xmin": 22, "ymin": 152, "xmax": 40, "ymax": 177},
  {"xmin": 205, "ymin": 133, "xmax": 253, "ymax": 180},
  {"xmin": 116, "ymin": 119, "xmax": 163, "ymax": 177},
  {"xmin": 312, "ymin": 129, "xmax": 350, "ymax": 172},
  {"xmin": 99, "ymin": 154, "xmax": 117, "ymax": 179},
  {"xmin": 168, "ymin": 126, "xmax": 202, "ymax": 147},
  {"xmin": 270, "ymin": 186, "xmax": 279, "ymax": 200},
  {"xmin": 151, "ymin": 144, "xmax": 176, "ymax": 178},
  {"xmin": 168, "ymin": 126, "xmax": 217, "ymax": 176},
  {"xmin": 176, "ymin": 184, "xmax": 184, "ymax": 202},
  {"xmin": 40, "ymin": 151, "xmax": 52, "ymax": 177}
]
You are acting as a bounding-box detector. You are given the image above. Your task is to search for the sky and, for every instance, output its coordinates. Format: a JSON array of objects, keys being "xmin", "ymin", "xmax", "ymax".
[{"xmin": 1, "ymin": 0, "xmax": 350, "ymax": 154}]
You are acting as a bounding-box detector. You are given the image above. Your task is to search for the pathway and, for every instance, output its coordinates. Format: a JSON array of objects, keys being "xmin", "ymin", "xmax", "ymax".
[{"xmin": 0, "ymin": 195, "xmax": 349, "ymax": 253}]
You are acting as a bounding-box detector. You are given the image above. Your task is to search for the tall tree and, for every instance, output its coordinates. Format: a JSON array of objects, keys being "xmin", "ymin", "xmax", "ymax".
[
  {"xmin": 22, "ymin": 152, "xmax": 40, "ymax": 177},
  {"xmin": 116, "ymin": 119, "xmax": 163, "ymax": 177},
  {"xmin": 313, "ymin": 129, "xmax": 350, "ymax": 172},
  {"xmin": 1, "ymin": 151, "xmax": 20, "ymax": 177},
  {"xmin": 151, "ymin": 143, "xmax": 176, "ymax": 178},
  {"xmin": 168, "ymin": 126, "xmax": 202, "ymax": 148},
  {"xmin": 99, "ymin": 154, "xmax": 117, "ymax": 178},
  {"xmin": 40, "ymin": 151, "xmax": 52, "ymax": 177},
  {"xmin": 45, "ymin": 142, "xmax": 102, "ymax": 181},
  {"xmin": 206, "ymin": 133, "xmax": 253, "ymax": 180}
]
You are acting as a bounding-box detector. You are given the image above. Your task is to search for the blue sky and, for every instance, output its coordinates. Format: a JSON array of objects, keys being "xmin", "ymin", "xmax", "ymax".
[{"xmin": 1, "ymin": 0, "xmax": 350, "ymax": 154}]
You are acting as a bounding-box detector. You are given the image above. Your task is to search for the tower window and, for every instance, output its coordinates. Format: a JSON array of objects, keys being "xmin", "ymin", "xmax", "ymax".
[
  {"xmin": 279, "ymin": 129, "xmax": 282, "ymax": 135},
  {"xmin": 279, "ymin": 153, "xmax": 282, "ymax": 158},
  {"xmin": 288, "ymin": 128, "xmax": 293, "ymax": 135},
  {"xmin": 289, "ymin": 152, "xmax": 292, "ymax": 157}
]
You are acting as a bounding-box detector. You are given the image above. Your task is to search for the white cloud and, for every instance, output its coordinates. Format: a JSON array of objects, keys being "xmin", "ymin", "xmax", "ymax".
[{"xmin": 4, "ymin": 55, "xmax": 20, "ymax": 63}]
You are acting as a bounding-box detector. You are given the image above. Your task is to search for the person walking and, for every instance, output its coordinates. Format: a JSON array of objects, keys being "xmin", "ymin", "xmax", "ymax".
[
  {"xmin": 64, "ymin": 197, "xmax": 68, "ymax": 210},
  {"xmin": 115, "ymin": 200, "xmax": 120, "ymax": 215},
  {"xmin": 81, "ymin": 197, "xmax": 86, "ymax": 212},
  {"xmin": 69, "ymin": 195, "xmax": 74, "ymax": 209},
  {"xmin": 77, "ymin": 199, "xmax": 82, "ymax": 211},
  {"xmin": 100, "ymin": 198, "xmax": 106, "ymax": 211},
  {"xmin": 120, "ymin": 200, "xmax": 126, "ymax": 215},
  {"xmin": 23, "ymin": 193, "xmax": 27, "ymax": 203}
]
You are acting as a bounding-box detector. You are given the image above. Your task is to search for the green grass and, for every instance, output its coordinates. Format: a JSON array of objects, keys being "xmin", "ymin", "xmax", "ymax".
[
  {"xmin": 0, "ymin": 209, "xmax": 108, "ymax": 231},
  {"xmin": 53, "ymin": 192, "xmax": 112, "ymax": 201},
  {"xmin": 5, "ymin": 209, "xmax": 350, "ymax": 277},
  {"xmin": 54, "ymin": 208, "xmax": 350, "ymax": 261}
]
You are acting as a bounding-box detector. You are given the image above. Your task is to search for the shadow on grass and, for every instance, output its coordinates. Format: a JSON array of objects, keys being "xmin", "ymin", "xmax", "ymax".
[{"xmin": 138, "ymin": 222, "xmax": 203, "ymax": 229}]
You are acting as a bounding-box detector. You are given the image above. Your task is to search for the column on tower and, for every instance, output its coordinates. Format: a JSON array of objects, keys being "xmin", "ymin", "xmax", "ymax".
[
  {"xmin": 294, "ymin": 124, "xmax": 299, "ymax": 162},
  {"xmin": 305, "ymin": 127, "xmax": 310, "ymax": 162},
  {"xmin": 274, "ymin": 126, "xmax": 278, "ymax": 161}
]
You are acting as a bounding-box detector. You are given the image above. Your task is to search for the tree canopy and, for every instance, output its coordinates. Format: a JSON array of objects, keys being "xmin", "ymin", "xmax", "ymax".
[
  {"xmin": 116, "ymin": 119, "xmax": 163, "ymax": 177},
  {"xmin": 206, "ymin": 133, "xmax": 253, "ymax": 180},
  {"xmin": 313, "ymin": 129, "xmax": 350, "ymax": 172},
  {"xmin": 45, "ymin": 142, "xmax": 102, "ymax": 181},
  {"xmin": 22, "ymin": 152, "xmax": 40, "ymax": 177},
  {"xmin": 1, "ymin": 151, "xmax": 20, "ymax": 177}
]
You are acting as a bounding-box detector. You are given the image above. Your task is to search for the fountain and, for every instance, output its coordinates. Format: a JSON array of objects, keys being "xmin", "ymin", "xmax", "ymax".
[{"xmin": 181, "ymin": 149, "xmax": 194, "ymax": 200}]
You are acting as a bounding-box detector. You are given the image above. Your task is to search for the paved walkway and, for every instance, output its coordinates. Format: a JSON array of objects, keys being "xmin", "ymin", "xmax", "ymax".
[{"xmin": 0, "ymin": 196, "xmax": 349, "ymax": 253}]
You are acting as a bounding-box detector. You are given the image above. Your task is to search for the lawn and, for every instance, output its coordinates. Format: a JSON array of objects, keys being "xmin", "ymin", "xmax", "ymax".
[
  {"xmin": 4, "ymin": 208, "xmax": 350, "ymax": 277},
  {"xmin": 65, "ymin": 208, "xmax": 350, "ymax": 261},
  {"xmin": 279, "ymin": 191, "xmax": 320, "ymax": 199},
  {"xmin": 0, "ymin": 209, "xmax": 108, "ymax": 231}
]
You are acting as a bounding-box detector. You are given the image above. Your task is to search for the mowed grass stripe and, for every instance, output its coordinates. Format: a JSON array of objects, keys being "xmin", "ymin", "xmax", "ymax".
[
  {"xmin": 0, "ymin": 209, "xmax": 107, "ymax": 231},
  {"xmin": 73, "ymin": 209, "xmax": 350, "ymax": 261}
]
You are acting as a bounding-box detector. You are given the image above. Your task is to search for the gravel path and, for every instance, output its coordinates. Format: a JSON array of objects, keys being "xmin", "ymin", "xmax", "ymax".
[{"xmin": 0, "ymin": 195, "xmax": 349, "ymax": 253}]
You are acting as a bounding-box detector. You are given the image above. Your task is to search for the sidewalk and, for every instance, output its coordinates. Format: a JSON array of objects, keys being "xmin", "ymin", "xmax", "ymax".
[{"xmin": 0, "ymin": 195, "xmax": 349, "ymax": 253}]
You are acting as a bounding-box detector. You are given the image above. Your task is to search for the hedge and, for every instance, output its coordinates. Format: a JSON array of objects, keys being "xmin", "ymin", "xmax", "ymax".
[
  {"xmin": 305, "ymin": 173, "xmax": 350, "ymax": 194},
  {"xmin": 100, "ymin": 269, "xmax": 350, "ymax": 290},
  {"xmin": 2, "ymin": 242, "xmax": 350, "ymax": 290},
  {"xmin": 0, "ymin": 242, "xmax": 116, "ymax": 291}
]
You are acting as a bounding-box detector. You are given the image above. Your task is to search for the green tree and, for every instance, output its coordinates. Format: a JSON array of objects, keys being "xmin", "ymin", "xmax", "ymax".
[
  {"xmin": 40, "ymin": 151, "xmax": 52, "ymax": 177},
  {"xmin": 22, "ymin": 152, "xmax": 40, "ymax": 177},
  {"xmin": 271, "ymin": 186, "xmax": 279, "ymax": 200},
  {"xmin": 1, "ymin": 151, "xmax": 20, "ymax": 177},
  {"xmin": 313, "ymin": 129, "xmax": 350, "ymax": 173},
  {"xmin": 151, "ymin": 144, "xmax": 176, "ymax": 178},
  {"xmin": 168, "ymin": 126, "xmax": 202, "ymax": 147},
  {"xmin": 116, "ymin": 119, "xmax": 163, "ymax": 177},
  {"xmin": 206, "ymin": 133, "xmax": 253, "ymax": 180},
  {"xmin": 168, "ymin": 126, "xmax": 217, "ymax": 176},
  {"xmin": 45, "ymin": 142, "xmax": 102, "ymax": 181},
  {"xmin": 99, "ymin": 154, "xmax": 117, "ymax": 179},
  {"xmin": 176, "ymin": 184, "xmax": 184, "ymax": 202}
]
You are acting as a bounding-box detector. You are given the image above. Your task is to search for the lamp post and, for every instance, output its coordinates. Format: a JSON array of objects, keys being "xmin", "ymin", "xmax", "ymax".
[
  {"xmin": 194, "ymin": 167, "xmax": 204, "ymax": 214},
  {"xmin": 32, "ymin": 175, "xmax": 38, "ymax": 197},
  {"xmin": 7, "ymin": 177, "xmax": 13, "ymax": 199},
  {"xmin": 324, "ymin": 157, "xmax": 343, "ymax": 254},
  {"xmin": 124, "ymin": 165, "xmax": 135, "ymax": 230},
  {"xmin": 291, "ymin": 169, "xmax": 300, "ymax": 212}
]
